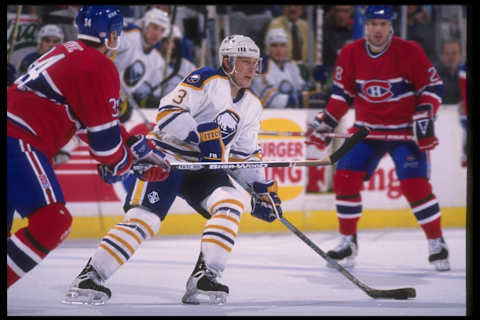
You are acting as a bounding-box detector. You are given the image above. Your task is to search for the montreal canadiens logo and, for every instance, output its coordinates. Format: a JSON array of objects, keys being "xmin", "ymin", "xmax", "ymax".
[{"xmin": 362, "ymin": 80, "xmax": 393, "ymax": 102}]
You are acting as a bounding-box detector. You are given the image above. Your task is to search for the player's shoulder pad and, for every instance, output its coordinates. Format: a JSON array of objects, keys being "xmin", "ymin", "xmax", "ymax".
[
  {"xmin": 181, "ymin": 67, "xmax": 228, "ymax": 89},
  {"xmin": 123, "ymin": 23, "xmax": 142, "ymax": 33},
  {"xmin": 245, "ymin": 88, "xmax": 264, "ymax": 109}
]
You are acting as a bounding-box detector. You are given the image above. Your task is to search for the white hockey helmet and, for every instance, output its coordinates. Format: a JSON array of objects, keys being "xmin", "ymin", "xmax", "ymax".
[
  {"xmin": 265, "ymin": 28, "xmax": 288, "ymax": 47},
  {"xmin": 218, "ymin": 35, "xmax": 260, "ymax": 66},
  {"xmin": 161, "ymin": 24, "xmax": 182, "ymax": 40},
  {"xmin": 37, "ymin": 24, "xmax": 64, "ymax": 43},
  {"xmin": 143, "ymin": 8, "xmax": 170, "ymax": 30}
]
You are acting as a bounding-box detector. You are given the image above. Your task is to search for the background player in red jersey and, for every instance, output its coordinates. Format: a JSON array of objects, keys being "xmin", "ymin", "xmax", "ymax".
[
  {"xmin": 7, "ymin": 6, "xmax": 170, "ymax": 289},
  {"xmin": 306, "ymin": 5, "xmax": 449, "ymax": 271}
]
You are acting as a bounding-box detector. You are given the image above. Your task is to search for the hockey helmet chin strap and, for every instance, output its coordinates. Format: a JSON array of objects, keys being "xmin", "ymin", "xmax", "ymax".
[
  {"xmin": 105, "ymin": 36, "xmax": 120, "ymax": 51},
  {"xmin": 222, "ymin": 56, "xmax": 261, "ymax": 90}
]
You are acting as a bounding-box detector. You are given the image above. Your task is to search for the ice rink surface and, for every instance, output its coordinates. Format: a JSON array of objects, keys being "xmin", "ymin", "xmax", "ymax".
[{"xmin": 8, "ymin": 227, "xmax": 469, "ymax": 316}]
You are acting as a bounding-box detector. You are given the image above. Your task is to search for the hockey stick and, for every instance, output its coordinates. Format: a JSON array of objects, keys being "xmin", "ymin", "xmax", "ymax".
[
  {"xmin": 168, "ymin": 126, "xmax": 370, "ymax": 170},
  {"xmin": 278, "ymin": 216, "xmax": 416, "ymax": 300},
  {"xmin": 259, "ymin": 130, "xmax": 415, "ymax": 141},
  {"xmin": 8, "ymin": 5, "xmax": 23, "ymax": 63}
]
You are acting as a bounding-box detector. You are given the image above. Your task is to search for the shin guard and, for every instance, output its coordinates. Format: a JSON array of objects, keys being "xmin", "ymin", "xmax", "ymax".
[{"xmin": 7, "ymin": 203, "xmax": 72, "ymax": 288}]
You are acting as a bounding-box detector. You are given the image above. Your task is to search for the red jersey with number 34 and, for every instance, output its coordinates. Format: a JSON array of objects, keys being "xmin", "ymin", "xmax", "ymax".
[
  {"xmin": 325, "ymin": 36, "xmax": 444, "ymax": 136},
  {"xmin": 7, "ymin": 40, "xmax": 129, "ymax": 167}
]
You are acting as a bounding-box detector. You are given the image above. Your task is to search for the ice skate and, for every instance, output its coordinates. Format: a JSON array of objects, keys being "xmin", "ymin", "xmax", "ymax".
[
  {"xmin": 326, "ymin": 234, "xmax": 358, "ymax": 268},
  {"xmin": 428, "ymin": 236, "xmax": 450, "ymax": 271},
  {"xmin": 181, "ymin": 253, "xmax": 229, "ymax": 305},
  {"xmin": 62, "ymin": 258, "xmax": 111, "ymax": 305}
]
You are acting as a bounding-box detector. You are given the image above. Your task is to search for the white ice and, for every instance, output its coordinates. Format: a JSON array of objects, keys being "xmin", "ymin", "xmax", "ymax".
[{"xmin": 8, "ymin": 227, "xmax": 467, "ymax": 316}]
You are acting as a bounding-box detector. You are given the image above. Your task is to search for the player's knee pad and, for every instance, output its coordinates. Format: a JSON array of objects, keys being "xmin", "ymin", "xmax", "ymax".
[
  {"xmin": 7, "ymin": 203, "xmax": 72, "ymax": 288},
  {"xmin": 27, "ymin": 202, "xmax": 72, "ymax": 251},
  {"xmin": 400, "ymin": 178, "xmax": 433, "ymax": 203},
  {"xmin": 92, "ymin": 207, "xmax": 161, "ymax": 280},
  {"xmin": 200, "ymin": 186, "xmax": 244, "ymax": 273},
  {"xmin": 333, "ymin": 169, "xmax": 365, "ymax": 196}
]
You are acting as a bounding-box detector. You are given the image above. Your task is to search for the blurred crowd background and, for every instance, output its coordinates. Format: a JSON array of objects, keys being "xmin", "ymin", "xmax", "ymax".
[{"xmin": 7, "ymin": 5, "xmax": 467, "ymax": 106}]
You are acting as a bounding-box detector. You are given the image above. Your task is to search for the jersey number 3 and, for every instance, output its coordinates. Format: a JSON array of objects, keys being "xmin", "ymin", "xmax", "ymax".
[{"xmin": 172, "ymin": 89, "xmax": 188, "ymax": 105}]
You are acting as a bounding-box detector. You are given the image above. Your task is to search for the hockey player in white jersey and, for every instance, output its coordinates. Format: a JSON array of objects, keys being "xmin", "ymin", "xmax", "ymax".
[
  {"xmin": 111, "ymin": 8, "xmax": 169, "ymax": 118},
  {"xmin": 250, "ymin": 28, "xmax": 325, "ymax": 108},
  {"xmin": 63, "ymin": 35, "xmax": 283, "ymax": 306},
  {"xmin": 157, "ymin": 25, "xmax": 196, "ymax": 96}
]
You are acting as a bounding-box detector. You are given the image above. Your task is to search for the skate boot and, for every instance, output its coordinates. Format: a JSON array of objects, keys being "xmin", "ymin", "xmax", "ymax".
[
  {"xmin": 428, "ymin": 236, "xmax": 450, "ymax": 271},
  {"xmin": 181, "ymin": 253, "xmax": 229, "ymax": 305},
  {"xmin": 62, "ymin": 258, "xmax": 111, "ymax": 305},
  {"xmin": 326, "ymin": 234, "xmax": 358, "ymax": 268}
]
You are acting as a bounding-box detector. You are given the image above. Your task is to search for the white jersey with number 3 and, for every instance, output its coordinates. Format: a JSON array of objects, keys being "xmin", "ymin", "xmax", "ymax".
[{"xmin": 149, "ymin": 67, "xmax": 266, "ymax": 185}]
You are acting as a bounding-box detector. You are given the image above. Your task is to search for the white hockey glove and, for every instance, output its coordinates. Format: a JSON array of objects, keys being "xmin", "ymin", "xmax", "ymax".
[{"xmin": 250, "ymin": 180, "xmax": 283, "ymax": 223}]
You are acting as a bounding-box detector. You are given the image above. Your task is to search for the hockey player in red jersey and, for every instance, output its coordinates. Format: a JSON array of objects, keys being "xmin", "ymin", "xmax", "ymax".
[
  {"xmin": 7, "ymin": 6, "xmax": 170, "ymax": 289},
  {"xmin": 305, "ymin": 5, "xmax": 449, "ymax": 271}
]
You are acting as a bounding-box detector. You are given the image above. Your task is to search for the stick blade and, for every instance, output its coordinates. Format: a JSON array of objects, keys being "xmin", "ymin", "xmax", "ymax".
[{"xmin": 368, "ymin": 287, "xmax": 416, "ymax": 300}]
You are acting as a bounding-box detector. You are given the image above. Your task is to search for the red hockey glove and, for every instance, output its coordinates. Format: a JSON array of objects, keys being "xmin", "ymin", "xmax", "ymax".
[
  {"xmin": 126, "ymin": 134, "xmax": 171, "ymax": 182},
  {"xmin": 413, "ymin": 104, "xmax": 438, "ymax": 151},
  {"xmin": 305, "ymin": 111, "xmax": 338, "ymax": 150}
]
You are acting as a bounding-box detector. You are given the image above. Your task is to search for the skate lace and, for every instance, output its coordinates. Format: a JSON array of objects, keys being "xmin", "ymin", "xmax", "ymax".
[
  {"xmin": 334, "ymin": 235, "xmax": 353, "ymax": 251},
  {"xmin": 204, "ymin": 269, "xmax": 220, "ymax": 284},
  {"xmin": 428, "ymin": 238, "xmax": 444, "ymax": 255}
]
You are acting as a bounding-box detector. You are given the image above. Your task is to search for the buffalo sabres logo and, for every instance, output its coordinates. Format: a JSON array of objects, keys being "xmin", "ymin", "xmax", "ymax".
[
  {"xmin": 361, "ymin": 80, "xmax": 393, "ymax": 103},
  {"xmin": 215, "ymin": 110, "xmax": 240, "ymax": 145},
  {"xmin": 186, "ymin": 74, "xmax": 201, "ymax": 84},
  {"xmin": 124, "ymin": 60, "xmax": 146, "ymax": 87}
]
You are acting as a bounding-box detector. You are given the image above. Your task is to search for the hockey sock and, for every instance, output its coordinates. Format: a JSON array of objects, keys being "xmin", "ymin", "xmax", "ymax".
[
  {"xmin": 90, "ymin": 207, "xmax": 160, "ymax": 280},
  {"xmin": 334, "ymin": 170, "xmax": 365, "ymax": 235},
  {"xmin": 7, "ymin": 203, "xmax": 72, "ymax": 288},
  {"xmin": 201, "ymin": 200, "xmax": 242, "ymax": 274},
  {"xmin": 400, "ymin": 178, "xmax": 442, "ymax": 239}
]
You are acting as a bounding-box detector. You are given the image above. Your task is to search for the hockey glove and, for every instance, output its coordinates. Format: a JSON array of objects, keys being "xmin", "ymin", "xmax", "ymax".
[
  {"xmin": 305, "ymin": 111, "xmax": 338, "ymax": 150},
  {"xmin": 97, "ymin": 164, "xmax": 129, "ymax": 184},
  {"xmin": 250, "ymin": 180, "xmax": 283, "ymax": 223},
  {"xmin": 198, "ymin": 122, "xmax": 225, "ymax": 162},
  {"xmin": 126, "ymin": 134, "xmax": 171, "ymax": 182},
  {"xmin": 413, "ymin": 104, "xmax": 438, "ymax": 151},
  {"xmin": 52, "ymin": 150, "xmax": 71, "ymax": 166}
]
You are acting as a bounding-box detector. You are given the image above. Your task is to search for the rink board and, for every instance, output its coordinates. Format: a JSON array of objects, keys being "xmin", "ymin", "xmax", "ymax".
[
  {"xmin": 9, "ymin": 107, "xmax": 468, "ymax": 238},
  {"xmin": 10, "ymin": 206, "xmax": 466, "ymax": 239}
]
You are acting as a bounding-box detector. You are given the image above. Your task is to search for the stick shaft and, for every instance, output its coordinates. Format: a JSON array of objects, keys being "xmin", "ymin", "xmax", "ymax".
[
  {"xmin": 8, "ymin": 5, "xmax": 23, "ymax": 63},
  {"xmin": 169, "ymin": 127, "xmax": 370, "ymax": 170},
  {"xmin": 259, "ymin": 130, "xmax": 414, "ymax": 141},
  {"xmin": 279, "ymin": 217, "xmax": 415, "ymax": 299}
]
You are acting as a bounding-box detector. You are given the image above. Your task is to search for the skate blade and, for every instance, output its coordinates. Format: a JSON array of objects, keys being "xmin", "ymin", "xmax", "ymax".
[
  {"xmin": 61, "ymin": 289, "xmax": 109, "ymax": 306},
  {"xmin": 182, "ymin": 291, "xmax": 227, "ymax": 305},
  {"xmin": 431, "ymin": 259, "xmax": 450, "ymax": 272}
]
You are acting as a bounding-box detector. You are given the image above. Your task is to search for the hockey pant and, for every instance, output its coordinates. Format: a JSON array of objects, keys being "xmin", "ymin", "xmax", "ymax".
[{"xmin": 7, "ymin": 137, "xmax": 72, "ymax": 288}]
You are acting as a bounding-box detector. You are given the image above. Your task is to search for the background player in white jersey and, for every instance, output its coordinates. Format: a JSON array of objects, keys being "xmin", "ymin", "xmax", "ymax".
[
  {"xmin": 250, "ymin": 28, "xmax": 326, "ymax": 108},
  {"xmin": 111, "ymin": 8, "xmax": 169, "ymax": 120},
  {"xmin": 156, "ymin": 25, "xmax": 197, "ymax": 97},
  {"xmin": 63, "ymin": 35, "xmax": 283, "ymax": 305}
]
